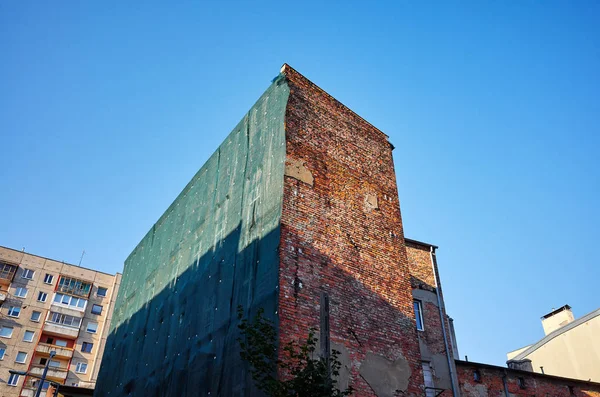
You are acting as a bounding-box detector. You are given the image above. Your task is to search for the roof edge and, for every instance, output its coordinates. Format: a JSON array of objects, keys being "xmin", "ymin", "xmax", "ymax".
[{"xmin": 405, "ymin": 238, "xmax": 439, "ymax": 250}]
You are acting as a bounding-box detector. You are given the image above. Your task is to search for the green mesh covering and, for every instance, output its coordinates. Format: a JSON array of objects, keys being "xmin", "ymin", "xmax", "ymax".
[{"xmin": 95, "ymin": 75, "xmax": 290, "ymax": 397}]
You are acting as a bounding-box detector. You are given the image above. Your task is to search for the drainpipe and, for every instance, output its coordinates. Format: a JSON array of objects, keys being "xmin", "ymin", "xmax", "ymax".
[
  {"xmin": 430, "ymin": 246, "xmax": 460, "ymax": 397},
  {"xmin": 502, "ymin": 371, "xmax": 510, "ymax": 397}
]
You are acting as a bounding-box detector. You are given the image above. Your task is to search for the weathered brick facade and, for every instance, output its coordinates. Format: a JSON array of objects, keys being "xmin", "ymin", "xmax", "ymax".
[
  {"xmin": 278, "ymin": 64, "xmax": 424, "ymax": 396},
  {"xmin": 457, "ymin": 361, "xmax": 600, "ymax": 397}
]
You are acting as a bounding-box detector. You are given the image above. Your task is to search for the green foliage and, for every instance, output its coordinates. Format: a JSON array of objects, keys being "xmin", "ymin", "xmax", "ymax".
[{"xmin": 237, "ymin": 306, "xmax": 353, "ymax": 397}]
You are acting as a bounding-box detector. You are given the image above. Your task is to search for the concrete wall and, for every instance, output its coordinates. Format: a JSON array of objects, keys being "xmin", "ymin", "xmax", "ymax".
[
  {"xmin": 457, "ymin": 360, "xmax": 600, "ymax": 397},
  {"xmin": 277, "ymin": 64, "xmax": 424, "ymax": 397}
]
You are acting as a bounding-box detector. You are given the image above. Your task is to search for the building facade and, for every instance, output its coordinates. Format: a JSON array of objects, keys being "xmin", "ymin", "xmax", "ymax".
[
  {"xmin": 506, "ymin": 305, "xmax": 600, "ymax": 382},
  {"xmin": 0, "ymin": 246, "xmax": 121, "ymax": 397}
]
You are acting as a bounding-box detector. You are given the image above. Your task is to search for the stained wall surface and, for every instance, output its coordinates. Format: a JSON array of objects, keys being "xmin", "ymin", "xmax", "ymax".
[{"xmin": 95, "ymin": 76, "xmax": 290, "ymax": 396}]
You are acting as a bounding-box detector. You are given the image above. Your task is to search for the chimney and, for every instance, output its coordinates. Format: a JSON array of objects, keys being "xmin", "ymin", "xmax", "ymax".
[{"xmin": 541, "ymin": 305, "xmax": 574, "ymax": 335}]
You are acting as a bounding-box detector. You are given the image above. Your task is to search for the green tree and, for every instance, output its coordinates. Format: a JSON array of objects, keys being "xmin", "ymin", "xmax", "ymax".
[{"xmin": 237, "ymin": 307, "xmax": 353, "ymax": 397}]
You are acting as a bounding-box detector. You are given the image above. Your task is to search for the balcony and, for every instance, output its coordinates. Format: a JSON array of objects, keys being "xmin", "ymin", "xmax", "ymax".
[
  {"xmin": 35, "ymin": 343, "xmax": 74, "ymax": 359},
  {"xmin": 43, "ymin": 322, "xmax": 79, "ymax": 339},
  {"xmin": 29, "ymin": 365, "xmax": 68, "ymax": 380},
  {"xmin": 0, "ymin": 291, "xmax": 6, "ymax": 303},
  {"xmin": 20, "ymin": 388, "xmax": 35, "ymax": 397}
]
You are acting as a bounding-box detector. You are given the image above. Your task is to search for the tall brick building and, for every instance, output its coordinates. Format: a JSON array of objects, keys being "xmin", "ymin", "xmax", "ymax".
[{"xmin": 95, "ymin": 65, "xmax": 600, "ymax": 397}]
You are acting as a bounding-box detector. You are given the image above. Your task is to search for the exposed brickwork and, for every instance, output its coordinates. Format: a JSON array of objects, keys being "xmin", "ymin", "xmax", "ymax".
[
  {"xmin": 406, "ymin": 242, "xmax": 436, "ymax": 291},
  {"xmin": 278, "ymin": 65, "xmax": 423, "ymax": 396},
  {"xmin": 457, "ymin": 361, "xmax": 600, "ymax": 397}
]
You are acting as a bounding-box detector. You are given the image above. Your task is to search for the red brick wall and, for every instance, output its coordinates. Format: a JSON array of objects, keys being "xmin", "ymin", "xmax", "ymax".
[
  {"xmin": 277, "ymin": 64, "xmax": 423, "ymax": 396},
  {"xmin": 457, "ymin": 362, "xmax": 600, "ymax": 397}
]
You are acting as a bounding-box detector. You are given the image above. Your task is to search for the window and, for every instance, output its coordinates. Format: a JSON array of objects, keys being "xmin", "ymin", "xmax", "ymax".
[
  {"xmin": 38, "ymin": 291, "xmax": 48, "ymax": 302},
  {"xmin": 40, "ymin": 358, "xmax": 47, "ymax": 365},
  {"xmin": 91, "ymin": 304, "xmax": 103, "ymax": 315},
  {"xmin": 55, "ymin": 339, "xmax": 67, "ymax": 347},
  {"xmin": 0, "ymin": 326, "xmax": 14, "ymax": 338},
  {"xmin": 15, "ymin": 287, "xmax": 28, "ymax": 298},
  {"xmin": 0, "ymin": 263, "xmax": 18, "ymax": 281},
  {"xmin": 81, "ymin": 342, "xmax": 93, "ymax": 353},
  {"xmin": 23, "ymin": 330, "xmax": 35, "ymax": 342},
  {"xmin": 57, "ymin": 276, "xmax": 91, "ymax": 297},
  {"xmin": 414, "ymin": 300, "xmax": 424, "ymax": 331},
  {"xmin": 30, "ymin": 311, "xmax": 41, "ymax": 322},
  {"xmin": 518, "ymin": 377, "xmax": 526, "ymax": 389},
  {"xmin": 48, "ymin": 312, "xmax": 82, "ymax": 328},
  {"xmin": 86, "ymin": 322, "xmax": 98, "ymax": 333},
  {"xmin": 53, "ymin": 293, "xmax": 87, "ymax": 310},
  {"xmin": 97, "ymin": 287, "xmax": 108, "ymax": 297},
  {"xmin": 474, "ymin": 369, "xmax": 481, "ymax": 382},
  {"xmin": 0, "ymin": 347, "xmax": 5, "ymax": 359},
  {"xmin": 48, "ymin": 359, "xmax": 61, "ymax": 368},
  {"xmin": 568, "ymin": 386, "xmax": 575, "ymax": 396},
  {"xmin": 44, "ymin": 273, "xmax": 54, "ymax": 284},
  {"xmin": 7, "ymin": 373, "xmax": 19, "ymax": 386},
  {"xmin": 21, "ymin": 268, "xmax": 34, "ymax": 279},
  {"xmin": 75, "ymin": 362, "xmax": 88, "ymax": 374},
  {"xmin": 7, "ymin": 306, "xmax": 21, "ymax": 317},
  {"xmin": 15, "ymin": 351, "xmax": 27, "ymax": 363},
  {"xmin": 422, "ymin": 362, "xmax": 435, "ymax": 397}
]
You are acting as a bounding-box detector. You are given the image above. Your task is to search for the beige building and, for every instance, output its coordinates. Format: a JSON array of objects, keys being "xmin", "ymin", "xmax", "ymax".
[
  {"xmin": 507, "ymin": 304, "xmax": 600, "ymax": 382},
  {"xmin": 0, "ymin": 246, "xmax": 121, "ymax": 397}
]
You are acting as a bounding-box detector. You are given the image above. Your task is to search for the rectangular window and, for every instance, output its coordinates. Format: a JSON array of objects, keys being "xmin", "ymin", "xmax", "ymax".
[
  {"xmin": 81, "ymin": 342, "xmax": 93, "ymax": 353},
  {"xmin": 0, "ymin": 263, "xmax": 18, "ymax": 281},
  {"xmin": 23, "ymin": 330, "xmax": 35, "ymax": 342},
  {"xmin": 15, "ymin": 351, "xmax": 27, "ymax": 363},
  {"xmin": 48, "ymin": 360, "xmax": 61, "ymax": 368},
  {"xmin": 15, "ymin": 287, "xmax": 28, "ymax": 298},
  {"xmin": 55, "ymin": 339, "xmax": 67, "ymax": 347},
  {"xmin": 48, "ymin": 312, "xmax": 82, "ymax": 328},
  {"xmin": 57, "ymin": 276, "xmax": 92, "ymax": 297},
  {"xmin": 38, "ymin": 291, "xmax": 48, "ymax": 302},
  {"xmin": 414, "ymin": 300, "xmax": 424, "ymax": 331},
  {"xmin": 91, "ymin": 304, "xmax": 103, "ymax": 315},
  {"xmin": 86, "ymin": 322, "xmax": 98, "ymax": 333},
  {"xmin": 0, "ymin": 347, "xmax": 5, "ymax": 359},
  {"xmin": 30, "ymin": 311, "xmax": 41, "ymax": 322},
  {"xmin": 21, "ymin": 269, "xmax": 34, "ymax": 279},
  {"xmin": 422, "ymin": 362, "xmax": 435, "ymax": 397},
  {"xmin": 44, "ymin": 273, "xmax": 54, "ymax": 284},
  {"xmin": 52, "ymin": 293, "xmax": 87, "ymax": 311},
  {"xmin": 7, "ymin": 306, "xmax": 21, "ymax": 318},
  {"xmin": 7, "ymin": 373, "xmax": 19, "ymax": 386},
  {"xmin": 75, "ymin": 362, "xmax": 88, "ymax": 374},
  {"xmin": 0, "ymin": 326, "xmax": 14, "ymax": 338},
  {"xmin": 518, "ymin": 377, "xmax": 526, "ymax": 389},
  {"xmin": 97, "ymin": 287, "xmax": 108, "ymax": 297}
]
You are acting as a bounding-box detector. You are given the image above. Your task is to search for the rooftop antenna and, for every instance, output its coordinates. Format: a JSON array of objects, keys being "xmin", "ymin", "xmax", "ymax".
[{"xmin": 78, "ymin": 250, "xmax": 85, "ymax": 267}]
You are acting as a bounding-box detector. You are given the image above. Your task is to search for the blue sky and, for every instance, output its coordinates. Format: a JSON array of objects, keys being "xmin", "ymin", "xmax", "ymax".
[{"xmin": 1, "ymin": 1, "xmax": 598, "ymax": 366}]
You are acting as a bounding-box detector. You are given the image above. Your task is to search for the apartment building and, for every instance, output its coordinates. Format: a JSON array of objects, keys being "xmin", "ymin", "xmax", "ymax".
[{"xmin": 0, "ymin": 246, "xmax": 121, "ymax": 397}]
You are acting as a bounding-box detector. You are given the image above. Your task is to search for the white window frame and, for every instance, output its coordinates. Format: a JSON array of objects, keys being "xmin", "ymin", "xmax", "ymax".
[
  {"xmin": 52, "ymin": 292, "xmax": 87, "ymax": 311},
  {"xmin": 15, "ymin": 287, "xmax": 28, "ymax": 298},
  {"xmin": 7, "ymin": 373, "xmax": 19, "ymax": 386},
  {"xmin": 48, "ymin": 359, "xmax": 61, "ymax": 368},
  {"xmin": 23, "ymin": 330, "xmax": 35, "ymax": 342},
  {"xmin": 55, "ymin": 339, "xmax": 68, "ymax": 347},
  {"xmin": 86, "ymin": 322, "xmax": 98, "ymax": 333},
  {"xmin": 0, "ymin": 347, "xmax": 5, "ymax": 360},
  {"xmin": 414, "ymin": 300, "xmax": 425, "ymax": 331},
  {"xmin": 15, "ymin": 351, "xmax": 27, "ymax": 364},
  {"xmin": 38, "ymin": 291, "xmax": 48, "ymax": 302},
  {"xmin": 44, "ymin": 273, "xmax": 54, "ymax": 284},
  {"xmin": 0, "ymin": 326, "xmax": 14, "ymax": 338},
  {"xmin": 30, "ymin": 311, "xmax": 41, "ymax": 322},
  {"xmin": 75, "ymin": 362, "xmax": 88, "ymax": 374},
  {"xmin": 7, "ymin": 306, "xmax": 21, "ymax": 318},
  {"xmin": 21, "ymin": 269, "xmax": 34, "ymax": 280}
]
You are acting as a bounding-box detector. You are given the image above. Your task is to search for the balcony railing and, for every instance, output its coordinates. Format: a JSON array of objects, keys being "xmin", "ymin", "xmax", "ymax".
[
  {"xmin": 29, "ymin": 365, "xmax": 68, "ymax": 379},
  {"xmin": 35, "ymin": 343, "xmax": 74, "ymax": 359},
  {"xmin": 43, "ymin": 322, "xmax": 79, "ymax": 338}
]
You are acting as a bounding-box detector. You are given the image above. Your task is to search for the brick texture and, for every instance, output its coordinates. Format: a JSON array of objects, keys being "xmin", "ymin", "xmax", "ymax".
[
  {"xmin": 457, "ymin": 362, "xmax": 600, "ymax": 397},
  {"xmin": 277, "ymin": 65, "xmax": 423, "ymax": 396}
]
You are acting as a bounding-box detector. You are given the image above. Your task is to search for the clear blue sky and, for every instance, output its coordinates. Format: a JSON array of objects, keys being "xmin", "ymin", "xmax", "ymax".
[{"xmin": 1, "ymin": 1, "xmax": 598, "ymax": 367}]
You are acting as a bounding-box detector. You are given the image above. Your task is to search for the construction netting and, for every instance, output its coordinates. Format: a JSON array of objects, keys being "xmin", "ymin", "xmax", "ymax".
[{"xmin": 95, "ymin": 75, "xmax": 290, "ymax": 397}]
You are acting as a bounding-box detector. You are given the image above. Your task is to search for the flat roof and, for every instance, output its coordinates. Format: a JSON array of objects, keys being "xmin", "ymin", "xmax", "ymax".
[{"xmin": 0, "ymin": 245, "xmax": 120, "ymax": 277}]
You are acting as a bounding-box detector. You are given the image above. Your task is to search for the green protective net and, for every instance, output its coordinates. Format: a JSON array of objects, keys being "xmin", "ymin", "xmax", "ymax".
[{"xmin": 95, "ymin": 75, "xmax": 290, "ymax": 397}]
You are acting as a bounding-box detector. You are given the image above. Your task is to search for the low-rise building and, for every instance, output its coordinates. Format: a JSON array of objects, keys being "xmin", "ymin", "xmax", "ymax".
[{"xmin": 0, "ymin": 246, "xmax": 121, "ymax": 397}]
